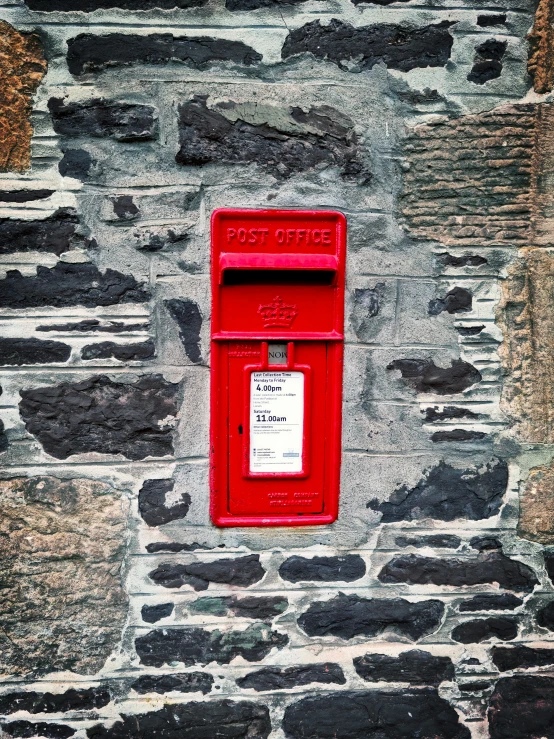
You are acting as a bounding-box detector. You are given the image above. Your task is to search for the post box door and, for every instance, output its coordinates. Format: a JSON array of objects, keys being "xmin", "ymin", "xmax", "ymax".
[{"xmin": 227, "ymin": 341, "xmax": 328, "ymax": 516}]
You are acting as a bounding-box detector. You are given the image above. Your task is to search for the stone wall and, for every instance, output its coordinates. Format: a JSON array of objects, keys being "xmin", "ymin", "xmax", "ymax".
[{"xmin": 0, "ymin": 0, "xmax": 553, "ymax": 737}]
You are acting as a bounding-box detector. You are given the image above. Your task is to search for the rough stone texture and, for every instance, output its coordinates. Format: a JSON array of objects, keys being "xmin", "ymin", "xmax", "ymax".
[
  {"xmin": 451, "ymin": 617, "xmax": 518, "ymax": 643},
  {"xmin": 498, "ymin": 250, "xmax": 554, "ymax": 447},
  {"xmin": 37, "ymin": 320, "xmax": 149, "ymax": 333},
  {"xmin": 401, "ymin": 105, "xmax": 536, "ymax": 245},
  {"xmin": 0, "ymin": 688, "xmax": 110, "ymax": 715},
  {"xmin": 378, "ymin": 551, "xmax": 538, "ymax": 592},
  {"xmin": 27, "ymin": 0, "xmax": 206, "ymax": 7},
  {"xmin": 278, "ymin": 555, "xmax": 366, "ymax": 582},
  {"xmin": 130, "ymin": 673, "xmax": 213, "ymax": 694},
  {"xmin": 0, "ymin": 0, "xmax": 550, "ymax": 730},
  {"xmin": 190, "ymin": 595, "xmax": 288, "ymax": 619},
  {"xmin": 395, "ymin": 534, "xmax": 461, "ymax": 548},
  {"xmin": 141, "ymin": 602, "xmax": 174, "ymax": 623},
  {"xmin": 148, "ymin": 554, "xmax": 266, "ymax": 590},
  {"xmin": 298, "ymin": 594, "xmax": 445, "ymax": 640},
  {"xmin": 353, "ymin": 650, "xmax": 454, "ymax": 685},
  {"xmin": 58, "ymin": 149, "xmax": 93, "ymax": 180},
  {"xmin": 81, "ymin": 340, "xmax": 155, "ymax": 361},
  {"xmin": 281, "ymin": 20, "xmax": 454, "ymax": 73},
  {"xmin": 458, "ymin": 593, "xmax": 523, "ymax": 611},
  {"xmin": 518, "ymin": 458, "xmax": 554, "ymax": 544},
  {"xmin": 368, "ymin": 459, "xmax": 508, "ymax": 522},
  {"xmin": 467, "ymin": 39, "xmax": 507, "ymax": 84},
  {"xmin": 386, "ymin": 359, "xmax": 482, "ymax": 395},
  {"xmin": 67, "ymin": 34, "xmax": 262, "ymax": 76},
  {"xmin": 48, "ymin": 98, "xmax": 158, "ymax": 142},
  {"xmin": 135, "ymin": 624, "xmax": 288, "ymax": 666},
  {"xmin": 164, "ymin": 299, "xmax": 202, "ymax": 363},
  {"xmin": 0, "ymin": 477, "xmax": 127, "ymax": 675},
  {"xmin": 138, "ymin": 479, "xmax": 190, "ymax": 526},
  {"xmin": 1, "ymin": 721, "xmax": 76, "ymax": 738},
  {"xmin": 0, "ymin": 263, "xmax": 149, "ymax": 309},
  {"xmin": 19, "ymin": 375, "xmax": 179, "ymax": 460},
  {"xmin": 0, "ymin": 209, "xmax": 81, "ymax": 256},
  {"xmin": 0, "ymin": 190, "xmax": 53, "ymax": 202},
  {"xmin": 528, "ymin": 0, "xmax": 554, "ymax": 93},
  {"xmin": 428, "ymin": 287, "xmax": 472, "ymax": 316},
  {"xmin": 537, "ymin": 600, "xmax": 554, "ymax": 629},
  {"xmin": 87, "ymin": 702, "xmax": 271, "ymax": 739},
  {"xmin": 0, "ymin": 21, "xmax": 47, "ymax": 172},
  {"xmin": 0, "ymin": 338, "xmax": 71, "ymax": 365},
  {"xmin": 283, "ymin": 690, "xmax": 470, "ymax": 739},
  {"xmin": 176, "ymin": 97, "xmax": 365, "ymax": 180},
  {"xmin": 492, "ymin": 645, "xmax": 554, "ymax": 671},
  {"xmin": 237, "ymin": 663, "xmax": 346, "ymax": 691},
  {"xmin": 488, "ymin": 676, "xmax": 554, "ymax": 738}
]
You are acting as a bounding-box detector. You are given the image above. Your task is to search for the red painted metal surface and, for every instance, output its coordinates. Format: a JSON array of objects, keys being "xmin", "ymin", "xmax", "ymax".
[{"xmin": 210, "ymin": 208, "xmax": 346, "ymax": 527}]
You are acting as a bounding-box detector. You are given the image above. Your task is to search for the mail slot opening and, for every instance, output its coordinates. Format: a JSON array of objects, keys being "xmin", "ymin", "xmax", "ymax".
[{"xmin": 222, "ymin": 269, "xmax": 336, "ymax": 286}]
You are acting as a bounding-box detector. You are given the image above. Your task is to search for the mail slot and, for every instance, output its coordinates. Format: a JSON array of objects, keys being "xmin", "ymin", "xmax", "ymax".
[{"xmin": 210, "ymin": 208, "xmax": 346, "ymax": 527}]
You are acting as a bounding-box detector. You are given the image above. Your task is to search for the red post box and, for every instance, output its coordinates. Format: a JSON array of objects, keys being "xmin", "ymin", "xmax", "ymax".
[{"xmin": 210, "ymin": 208, "xmax": 346, "ymax": 527}]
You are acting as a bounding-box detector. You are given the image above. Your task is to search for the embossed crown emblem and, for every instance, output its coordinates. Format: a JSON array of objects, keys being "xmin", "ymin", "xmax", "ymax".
[{"xmin": 258, "ymin": 296, "xmax": 298, "ymax": 328}]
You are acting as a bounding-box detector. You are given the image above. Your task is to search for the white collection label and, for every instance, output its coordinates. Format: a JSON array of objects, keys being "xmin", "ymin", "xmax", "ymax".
[{"xmin": 250, "ymin": 371, "xmax": 304, "ymax": 473}]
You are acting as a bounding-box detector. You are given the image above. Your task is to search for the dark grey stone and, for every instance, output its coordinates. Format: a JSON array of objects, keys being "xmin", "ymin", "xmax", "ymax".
[
  {"xmin": 37, "ymin": 320, "xmax": 149, "ymax": 333},
  {"xmin": 1, "ymin": 722, "xmax": 75, "ymax": 739},
  {"xmin": 164, "ymin": 299, "xmax": 202, "ymax": 364},
  {"xmin": 237, "ymin": 663, "xmax": 345, "ymax": 691},
  {"xmin": 130, "ymin": 673, "xmax": 213, "ymax": 695},
  {"xmin": 424, "ymin": 406, "xmax": 479, "ymax": 422},
  {"xmin": 0, "ymin": 190, "xmax": 53, "ymax": 202},
  {"xmin": 281, "ymin": 19, "xmax": 454, "ymax": 72},
  {"xmin": 492, "ymin": 645, "xmax": 554, "ymax": 671},
  {"xmin": 298, "ymin": 594, "xmax": 445, "ymax": 640},
  {"xmin": 87, "ymin": 702, "xmax": 270, "ymax": 739},
  {"xmin": 283, "ymin": 689, "xmax": 470, "ymax": 739},
  {"xmin": 459, "ymin": 594, "xmax": 523, "ymax": 612},
  {"xmin": 279, "ymin": 555, "xmax": 365, "ymax": 583},
  {"xmin": 378, "ymin": 552, "xmax": 538, "ymax": 592},
  {"xmin": 27, "ymin": 0, "xmax": 207, "ymax": 7},
  {"xmin": 112, "ymin": 195, "xmax": 139, "ymax": 221},
  {"xmin": 0, "ymin": 688, "xmax": 110, "ymax": 715},
  {"xmin": 538, "ymin": 601, "xmax": 554, "ymax": 630},
  {"xmin": 468, "ymin": 39, "xmax": 507, "ymax": 84},
  {"xmin": 67, "ymin": 33, "xmax": 261, "ymax": 76},
  {"xmin": 19, "ymin": 375, "xmax": 178, "ymax": 460},
  {"xmin": 176, "ymin": 97, "xmax": 365, "ymax": 180},
  {"xmin": 48, "ymin": 98, "xmax": 157, "ymax": 142},
  {"xmin": 451, "ymin": 617, "xmax": 518, "ymax": 643},
  {"xmin": 368, "ymin": 459, "xmax": 508, "ymax": 522},
  {"xmin": 431, "ymin": 429, "xmax": 487, "ymax": 442},
  {"xmin": 0, "ymin": 339, "xmax": 71, "ymax": 365},
  {"xmin": 353, "ymin": 649, "xmax": 454, "ymax": 685},
  {"xmin": 135, "ymin": 624, "xmax": 288, "ymax": 667},
  {"xmin": 58, "ymin": 150, "xmax": 93, "ymax": 180},
  {"xmin": 386, "ymin": 358, "xmax": 482, "ymax": 394},
  {"xmin": 488, "ymin": 676, "xmax": 554, "ymax": 738},
  {"xmin": 81, "ymin": 340, "xmax": 155, "ymax": 361},
  {"xmin": 138, "ymin": 479, "xmax": 190, "ymax": 526},
  {"xmin": 148, "ymin": 555, "xmax": 265, "ymax": 591},
  {"xmin": 141, "ymin": 603, "xmax": 174, "ymax": 623},
  {"xmin": 0, "ymin": 263, "xmax": 149, "ymax": 309},
  {"xmin": 395, "ymin": 534, "xmax": 462, "ymax": 548},
  {"xmin": 428, "ymin": 287, "xmax": 472, "ymax": 315},
  {"xmin": 0, "ymin": 208, "xmax": 80, "ymax": 256}
]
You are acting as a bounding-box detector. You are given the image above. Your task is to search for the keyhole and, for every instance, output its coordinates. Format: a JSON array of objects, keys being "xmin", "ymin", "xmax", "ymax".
[{"xmin": 238, "ymin": 425, "xmax": 243, "ymax": 434}]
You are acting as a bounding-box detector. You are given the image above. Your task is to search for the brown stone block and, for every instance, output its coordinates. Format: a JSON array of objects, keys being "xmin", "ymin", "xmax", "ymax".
[
  {"xmin": 519, "ymin": 461, "xmax": 554, "ymax": 543},
  {"xmin": 0, "ymin": 476, "xmax": 128, "ymax": 676},
  {"xmin": 0, "ymin": 21, "xmax": 47, "ymax": 172},
  {"xmin": 498, "ymin": 248, "xmax": 554, "ymax": 443}
]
